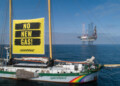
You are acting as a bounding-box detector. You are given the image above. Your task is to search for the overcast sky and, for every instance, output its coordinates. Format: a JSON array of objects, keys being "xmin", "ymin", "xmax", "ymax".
[{"xmin": 0, "ymin": 0, "xmax": 120, "ymax": 44}]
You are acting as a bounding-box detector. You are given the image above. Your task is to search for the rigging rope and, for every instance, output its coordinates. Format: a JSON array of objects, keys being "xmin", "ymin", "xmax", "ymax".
[
  {"xmin": 50, "ymin": 0, "xmax": 57, "ymax": 60},
  {"xmin": 73, "ymin": 1, "xmax": 120, "ymax": 46},
  {"xmin": 72, "ymin": 0, "xmax": 120, "ymax": 63},
  {"xmin": 0, "ymin": 0, "xmax": 9, "ymax": 59}
]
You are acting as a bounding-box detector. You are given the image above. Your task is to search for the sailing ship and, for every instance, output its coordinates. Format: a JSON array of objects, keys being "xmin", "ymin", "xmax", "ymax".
[{"xmin": 0, "ymin": 0, "xmax": 102, "ymax": 84}]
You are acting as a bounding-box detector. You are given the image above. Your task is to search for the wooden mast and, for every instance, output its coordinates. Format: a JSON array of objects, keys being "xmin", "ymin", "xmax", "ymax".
[
  {"xmin": 48, "ymin": 0, "xmax": 52, "ymax": 60},
  {"xmin": 9, "ymin": 0, "xmax": 12, "ymax": 59}
]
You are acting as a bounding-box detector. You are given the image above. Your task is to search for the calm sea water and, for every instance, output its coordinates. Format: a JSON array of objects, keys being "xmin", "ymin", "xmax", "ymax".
[{"xmin": 0, "ymin": 44, "xmax": 120, "ymax": 86}]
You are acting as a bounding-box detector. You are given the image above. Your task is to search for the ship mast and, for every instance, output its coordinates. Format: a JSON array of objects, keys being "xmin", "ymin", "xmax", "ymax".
[
  {"xmin": 48, "ymin": 0, "xmax": 53, "ymax": 60},
  {"xmin": 9, "ymin": 0, "xmax": 12, "ymax": 60}
]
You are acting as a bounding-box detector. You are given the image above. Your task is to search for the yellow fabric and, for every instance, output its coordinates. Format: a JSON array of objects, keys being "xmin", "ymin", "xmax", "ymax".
[{"xmin": 13, "ymin": 18, "xmax": 44, "ymax": 54}]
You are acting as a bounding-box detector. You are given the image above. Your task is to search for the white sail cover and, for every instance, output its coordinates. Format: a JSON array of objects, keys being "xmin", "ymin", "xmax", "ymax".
[{"xmin": 14, "ymin": 57, "xmax": 48, "ymax": 63}]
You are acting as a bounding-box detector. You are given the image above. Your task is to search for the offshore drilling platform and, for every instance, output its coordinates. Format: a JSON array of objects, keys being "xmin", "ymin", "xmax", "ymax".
[{"xmin": 78, "ymin": 23, "xmax": 97, "ymax": 44}]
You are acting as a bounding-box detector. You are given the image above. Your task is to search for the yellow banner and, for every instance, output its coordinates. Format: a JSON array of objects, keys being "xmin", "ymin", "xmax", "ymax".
[{"xmin": 13, "ymin": 18, "xmax": 44, "ymax": 54}]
